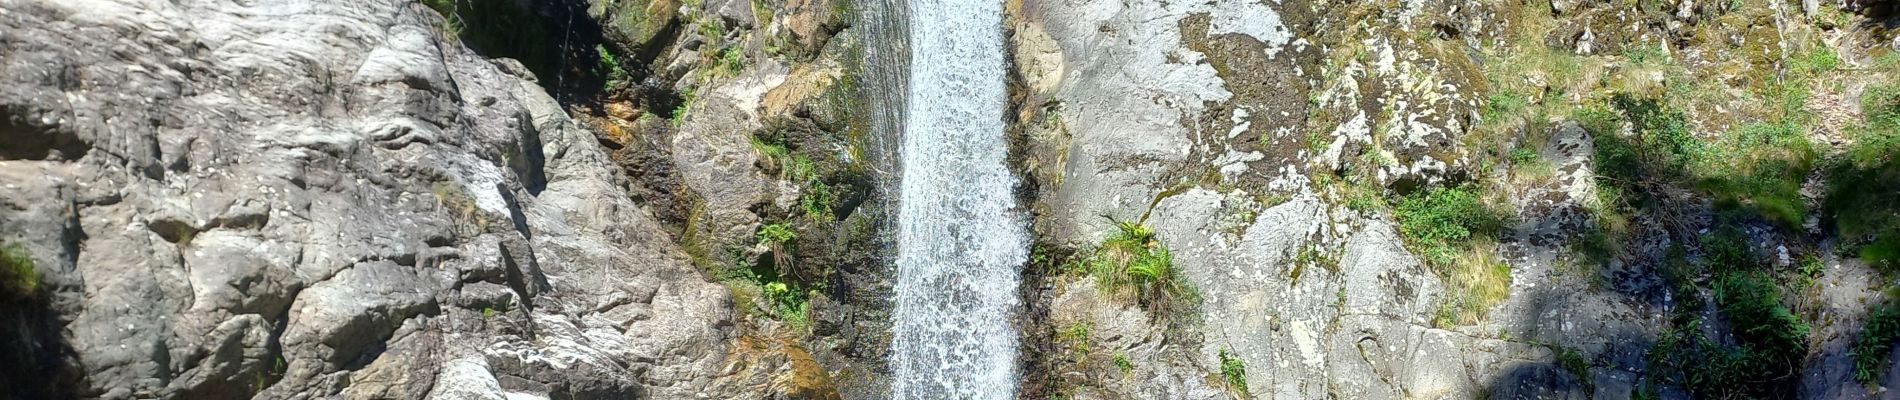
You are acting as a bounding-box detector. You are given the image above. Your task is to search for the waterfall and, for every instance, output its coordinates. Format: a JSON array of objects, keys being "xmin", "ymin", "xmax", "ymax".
[{"xmin": 886, "ymin": 0, "xmax": 1023, "ymax": 396}]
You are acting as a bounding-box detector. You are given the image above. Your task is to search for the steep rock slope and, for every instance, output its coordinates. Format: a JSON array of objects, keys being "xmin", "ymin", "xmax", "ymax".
[{"xmin": 0, "ymin": 0, "xmax": 756, "ymax": 398}]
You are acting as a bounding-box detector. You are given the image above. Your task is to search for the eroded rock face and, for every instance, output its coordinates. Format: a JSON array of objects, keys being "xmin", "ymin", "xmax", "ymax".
[{"xmin": 0, "ymin": 0, "xmax": 746, "ymax": 398}]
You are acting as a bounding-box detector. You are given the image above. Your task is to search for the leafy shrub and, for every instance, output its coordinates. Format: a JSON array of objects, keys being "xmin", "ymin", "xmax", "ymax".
[
  {"xmin": 1854, "ymin": 290, "xmax": 1900, "ymax": 384},
  {"xmin": 1087, "ymin": 221, "xmax": 1193, "ymax": 312}
]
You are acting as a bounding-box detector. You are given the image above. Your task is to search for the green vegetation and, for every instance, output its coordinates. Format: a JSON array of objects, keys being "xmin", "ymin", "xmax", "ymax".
[
  {"xmin": 1084, "ymin": 221, "xmax": 1193, "ymax": 313},
  {"xmin": 1113, "ymin": 352, "xmax": 1133, "ymax": 373},
  {"xmin": 0, "ymin": 244, "xmax": 39, "ymax": 306},
  {"xmin": 1552, "ymin": 345, "xmax": 1595, "ymax": 394},
  {"xmin": 421, "ymin": 0, "xmax": 463, "ymax": 35},
  {"xmin": 1394, "ymin": 186, "xmax": 1506, "ymax": 266},
  {"xmin": 1648, "ymin": 226, "xmax": 1809, "ymax": 397},
  {"xmin": 1713, "ymin": 272, "xmax": 1809, "ymax": 364},
  {"xmin": 1058, "ymin": 321, "xmax": 1091, "ymax": 355},
  {"xmin": 719, "ymin": 46, "xmax": 744, "ymax": 76},
  {"xmin": 762, "ymin": 281, "xmax": 810, "ymax": 330},
  {"xmin": 597, "ymin": 44, "xmax": 629, "ymax": 92},
  {"xmin": 1218, "ymin": 348, "xmax": 1248, "ymax": 397},
  {"xmin": 1392, "ymin": 185, "xmax": 1511, "ymax": 326},
  {"xmin": 671, "ymin": 87, "xmax": 696, "ymax": 123},
  {"xmin": 758, "ymin": 222, "xmax": 796, "ymax": 271},
  {"xmin": 1854, "ymin": 290, "xmax": 1900, "ymax": 384},
  {"xmin": 1650, "ymin": 325, "xmax": 1776, "ymax": 398},
  {"xmin": 800, "ymin": 180, "xmax": 835, "ymax": 222},
  {"xmin": 1692, "ymin": 122, "xmax": 1815, "ymax": 227},
  {"xmin": 1825, "ymin": 84, "xmax": 1900, "ymax": 271},
  {"xmin": 719, "ymin": 249, "xmax": 815, "ymax": 331}
]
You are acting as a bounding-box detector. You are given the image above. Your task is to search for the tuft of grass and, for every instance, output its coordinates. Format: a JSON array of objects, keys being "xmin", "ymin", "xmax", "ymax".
[
  {"xmin": 1218, "ymin": 348, "xmax": 1249, "ymax": 397},
  {"xmin": 1649, "ymin": 323, "xmax": 1780, "ymax": 398},
  {"xmin": 1509, "ymin": 147, "xmax": 1539, "ymax": 164},
  {"xmin": 1646, "ymin": 269, "xmax": 1810, "ymax": 399},
  {"xmin": 1086, "ymin": 221, "xmax": 1194, "ymax": 313},
  {"xmin": 1483, "ymin": 91, "xmax": 1532, "ymax": 125},
  {"xmin": 1113, "ymin": 352, "xmax": 1134, "ymax": 373},
  {"xmin": 671, "ymin": 87, "xmax": 697, "ymax": 123},
  {"xmin": 1553, "ymin": 345, "xmax": 1595, "ymax": 394},
  {"xmin": 422, "ymin": 0, "xmax": 464, "ymax": 35},
  {"xmin": 1854, "ymin": 289, "xmax": 1900, "ymax": 384}
]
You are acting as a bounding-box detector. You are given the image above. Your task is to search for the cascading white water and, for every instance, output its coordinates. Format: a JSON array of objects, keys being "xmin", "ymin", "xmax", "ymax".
[{"xmin": 886, "ymin": 0, "xmax": 1023, "ymax": 396}]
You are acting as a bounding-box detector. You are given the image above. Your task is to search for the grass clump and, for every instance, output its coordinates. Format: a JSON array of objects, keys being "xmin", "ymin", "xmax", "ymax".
[
  {"xmin": 1853, "ymin": 289, "xmax": 1900, "ymax": 384},
  {"xmin": 1113, "ymin": 352, "xmax": 1134, "ymax": 373},
  {"xmin": 671, "ymin": 87, "xmax": 697, "ymax": 123},
  {"xmin": 1085, "ymin": 221, "xmax": 1193, "ymax": 313},
  {"xmin": 1218, "ymin": 348, "xmax": 1249, "ymax": 397}
]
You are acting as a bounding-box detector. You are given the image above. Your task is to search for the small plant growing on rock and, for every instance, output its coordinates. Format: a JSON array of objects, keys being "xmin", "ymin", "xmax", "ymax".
[
  {"xmin": 596, "ymin": 44, "xmax": 628, "ymax": 92},
  {"xmin": 1394, "ymin": 185, "xmax": 1505, "ymax": 266},
  {"xmin": 1087, "ymin": 221, "xmax": 1192, "ymax": 313},
  {"xmin": 1058, "ymin": 322, "xmax": 1091, "ymax": 355},
  {"xmin": 1113, "ymin": 352, "xmax": 1133, "ymax": 373},
  {"xmin": 1218, "ymin": 348, "xmax": 1249, "ymax": 397},
  {"xmin": 757, "ymin": 222, "xmax": 796, "ymax": 274},
  {"xmin": 0, "ymin": 244, "xmax": 39, "ymax": 307}
]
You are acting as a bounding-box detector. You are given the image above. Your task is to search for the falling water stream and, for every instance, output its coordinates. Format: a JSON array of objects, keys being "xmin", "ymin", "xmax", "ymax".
[{"xmin": 884, "ymin": 0, "xmax": 1024, "ymax": 396}]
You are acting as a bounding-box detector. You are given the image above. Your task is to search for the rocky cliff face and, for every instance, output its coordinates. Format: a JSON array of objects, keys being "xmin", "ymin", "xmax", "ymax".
[
  {"xmin": 0, "ymin": 0, "xmax": 750, "ymax": 398},
  {"xmin": 6, "ymin": 0, "xmax": 1900, "ymax": 398}
]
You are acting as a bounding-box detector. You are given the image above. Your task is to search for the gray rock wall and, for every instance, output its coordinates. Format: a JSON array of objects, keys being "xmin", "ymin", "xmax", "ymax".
[{"xmin": 0, "ymin": 0, "xmax": 745, "ymax": 398}]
